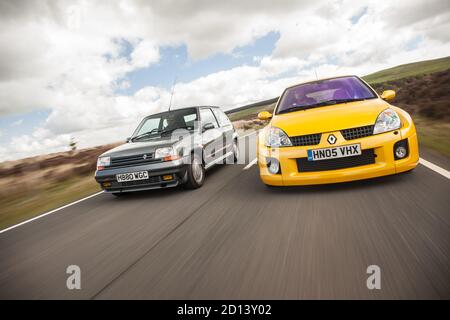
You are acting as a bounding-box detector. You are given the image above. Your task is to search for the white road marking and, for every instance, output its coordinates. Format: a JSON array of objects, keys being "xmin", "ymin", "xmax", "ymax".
[
  {"xmin": 419, "ymin": 158, "xmax": 450, "ymax": 179},
  {"xmin": 244, "ymin": 158, "xmax": 257, "ymax": 170},
  {"xmin": 0, "ymin": 191, "xmax": 104, "ymax": 234}
]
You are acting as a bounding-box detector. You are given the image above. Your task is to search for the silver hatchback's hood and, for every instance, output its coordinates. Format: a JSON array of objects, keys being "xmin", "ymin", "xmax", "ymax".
[{"xmin": 101, "ymin": 137, "xmax": 174, "ymax": 158}]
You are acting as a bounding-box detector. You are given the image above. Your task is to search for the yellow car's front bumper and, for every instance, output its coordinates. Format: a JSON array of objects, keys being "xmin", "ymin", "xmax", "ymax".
[{"xmin": 257, "ymin": 124, "xmax": 419, "ymax": 186}]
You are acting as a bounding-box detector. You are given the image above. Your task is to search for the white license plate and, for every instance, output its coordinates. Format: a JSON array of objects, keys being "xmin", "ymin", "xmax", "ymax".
[
  {"xmin": 116, "ymin": 171, "xmax": 149, "ymax": 182},
  {"xmin": 307, "ymin": 143, "xmax": 361, "ymax": 161}
]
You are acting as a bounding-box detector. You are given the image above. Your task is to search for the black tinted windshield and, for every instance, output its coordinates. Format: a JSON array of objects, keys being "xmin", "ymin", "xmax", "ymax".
[
  {"xmin": 276, "ymin": 76, "xmax": 377, "ymax": 114},
  {"xmin": 132, "ymin": 108, "xmax": 198, "ymax": 141}
]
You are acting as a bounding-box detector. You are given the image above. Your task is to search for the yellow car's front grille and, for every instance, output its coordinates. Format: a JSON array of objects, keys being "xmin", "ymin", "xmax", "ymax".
[
  {"xmin": 289, "ymin": 125, "xmax": 375, "ymax": 147},
  {"xmin": 341, "ymin": 125, "xmax": 374, "ymax": 140},
  {"xmin": 290, "ymin": 133, "xmax": 322, "ymax": 146}
]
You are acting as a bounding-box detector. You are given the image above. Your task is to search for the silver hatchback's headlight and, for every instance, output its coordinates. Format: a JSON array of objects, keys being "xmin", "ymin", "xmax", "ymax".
[
  {"xmin": 266, "ymin": 127, "xmax": 292, "ymax": 147},
  {"xmin": 373, "ymin": 108, "xmax": 401, "ymax": 134},
  {"xmin": 155, "ymin": 146, "xmax": 180, "ymax": 161},
  {"xmin": 97, "ymin": 156, "xmax": 110, "ymax": 170}
]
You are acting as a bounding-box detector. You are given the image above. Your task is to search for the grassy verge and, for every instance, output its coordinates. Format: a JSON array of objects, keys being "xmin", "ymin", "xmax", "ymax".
[
  {"xmin": 414, "ymin": 117, "xmax": 450, "ymax": 158},
  {"xmin": 0, "ymin": 174, "xmax": 100, "ymax": 230}
]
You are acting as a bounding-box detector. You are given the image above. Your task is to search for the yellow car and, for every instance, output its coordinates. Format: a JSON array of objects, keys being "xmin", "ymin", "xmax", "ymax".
[{"xmin": 256, "ymin": 75, "xmax": 419, "ymax": 186}]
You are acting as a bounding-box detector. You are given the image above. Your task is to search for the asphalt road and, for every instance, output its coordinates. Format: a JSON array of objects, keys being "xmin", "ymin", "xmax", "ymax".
[{"xmin": 0, "ymin": 133, "xmax": 449, "ymax": 299}]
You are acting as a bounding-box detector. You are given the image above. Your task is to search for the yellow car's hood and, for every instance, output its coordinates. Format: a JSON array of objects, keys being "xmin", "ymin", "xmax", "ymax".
[{"xmin": 271, "ymin": 98, "xmax": 389, "ymax": 136}]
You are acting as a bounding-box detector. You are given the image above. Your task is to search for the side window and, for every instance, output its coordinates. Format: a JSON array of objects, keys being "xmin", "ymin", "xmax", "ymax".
[
  {"xmin": 213, "ymin": 109, "xmax": 232, "ymax": 127},
  {"xmin": 200, "ymin": 108, "xmax": 219, "ymax": 128},
  {"xmin": 183, "ymin": 113, "xmax": 197, "ymax": 128}
]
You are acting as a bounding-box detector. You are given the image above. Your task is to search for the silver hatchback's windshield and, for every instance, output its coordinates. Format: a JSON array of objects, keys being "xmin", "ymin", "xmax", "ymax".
[{"xmin": 132, "ymin": 108, "xmax": 198, "ymax": 142}]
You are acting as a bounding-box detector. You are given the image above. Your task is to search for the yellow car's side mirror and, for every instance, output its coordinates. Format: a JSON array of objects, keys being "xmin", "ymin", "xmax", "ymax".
[
  {"xmin": 258, "ymin": 111, "xmax": 273, "ymax": 120},
  {"xmin": 381, "ymin": 90, "xmax": 396, "ymax": 101}
]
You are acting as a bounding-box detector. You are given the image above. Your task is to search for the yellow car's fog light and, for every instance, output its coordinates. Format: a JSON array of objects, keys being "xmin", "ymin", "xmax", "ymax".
[
  {"xmin": 394, "ymin": 139, "xmax": 409, "ymax": 160},
  {"xmin": 267, "ymin": 158, "xmax": 280, "ymax": 174},
  {"xmin": 395, "ymin": 146, "xmax": 407, "ymax": 159}
]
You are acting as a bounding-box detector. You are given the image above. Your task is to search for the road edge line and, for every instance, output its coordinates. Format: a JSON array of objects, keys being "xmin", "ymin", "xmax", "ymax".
[
  {"xmin": 0, "ymin": 191, "xmax": 104, "ymax": 235},
  {"xmin": 419, "ymin": 158, "xmax": 450, "ymax": 179},
  {"xmin": 244, "ymin": 158, "xmax": 257, "ymax": 170}
]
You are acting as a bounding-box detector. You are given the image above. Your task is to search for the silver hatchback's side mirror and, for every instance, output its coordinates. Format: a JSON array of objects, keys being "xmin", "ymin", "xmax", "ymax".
[
  {"xmin": 126, "ymin": 137, "xmax": 131, "ymax": 143},
  {"xmin": 202, "ymin": 123, "xmax": 215, "ymax": 132}
]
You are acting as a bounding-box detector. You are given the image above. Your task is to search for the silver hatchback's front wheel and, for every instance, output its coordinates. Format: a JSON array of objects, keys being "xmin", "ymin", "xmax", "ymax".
[
  {"xmin": 191, "ymin": 157, "xmax": 204, "ymax": 183},
  {"xmin": 184, "ymin": 153, "xmax": 205, "ymax": 189}
]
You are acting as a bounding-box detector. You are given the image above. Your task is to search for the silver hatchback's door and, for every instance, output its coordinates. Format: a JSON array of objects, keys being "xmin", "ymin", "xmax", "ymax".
[
  {"xmin": 212, "ymin": 108, "xmax": 235, "ymax": 162},
  {"xmin": 200, "ymin": 108, "xmax": 223, "ymax": 167}
]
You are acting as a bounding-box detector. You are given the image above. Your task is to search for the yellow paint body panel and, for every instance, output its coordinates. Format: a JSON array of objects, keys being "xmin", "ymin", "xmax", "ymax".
[{"xmin": 257, "ymin": 81, "xmax": 419, "ymax": 186}]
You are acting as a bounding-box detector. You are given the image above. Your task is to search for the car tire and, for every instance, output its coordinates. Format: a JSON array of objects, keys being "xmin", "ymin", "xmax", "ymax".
[
  {"xmin": 232, "ymin": 139, "xmax": 239, "ymax": 164},
  {"xmin": 184, "ymin": 153, "xmax": 205, "ymax": 189},
  {"xmin": 226, "ymin": 139, "xmax": 239, "ymax": 164}
]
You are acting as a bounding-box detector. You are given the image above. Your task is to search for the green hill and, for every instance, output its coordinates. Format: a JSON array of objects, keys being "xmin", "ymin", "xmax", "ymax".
[{"xmin": 363, "ymin": 56, "xmax": 450, "ymax": 84}]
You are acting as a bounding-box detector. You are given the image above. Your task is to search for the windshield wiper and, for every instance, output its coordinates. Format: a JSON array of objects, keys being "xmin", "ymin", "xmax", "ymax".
[
  {"xmin": 132, "ymin": 126, "xmax": 191, "ymax": 142},
  {"xmin": 321, "ymin": 98, "xmax": 369, "ymax": 105},
  {"xmin": 278, "ymin": 103, "xmax": 326, "ymax": 114},
  {"xmin": 131, "ymin": 128, "xmax": 161, "ymax": 142}
]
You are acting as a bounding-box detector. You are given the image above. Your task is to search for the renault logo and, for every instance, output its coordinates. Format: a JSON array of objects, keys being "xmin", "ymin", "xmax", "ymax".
[
  {"xmin": 143, "ymin": 154, "xmax": 148, "ymax": 160},
  {"xmin": 327, "ymin": 134, "xmax": 337, "ymax": 145}
]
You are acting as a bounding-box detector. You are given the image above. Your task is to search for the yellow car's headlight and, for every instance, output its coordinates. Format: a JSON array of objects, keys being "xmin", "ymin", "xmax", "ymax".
[
  {"xmin": 373, "ymin": 108, "xmax": 401, "ymax": 134},
  {"xmin": 266, "ymin": 127, "xmax": 292, "ymax": 147}
]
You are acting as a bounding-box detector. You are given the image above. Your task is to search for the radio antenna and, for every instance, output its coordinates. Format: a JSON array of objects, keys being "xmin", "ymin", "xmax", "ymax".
[{"xmin": 168, "ymin": 76, "xmax": 177, "ymax": 112}]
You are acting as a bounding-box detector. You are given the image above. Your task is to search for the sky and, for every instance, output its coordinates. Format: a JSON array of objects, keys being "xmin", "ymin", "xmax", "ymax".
[{"xmin": 0, "ymin": 0, "xmax": 449, "ymax": 161}]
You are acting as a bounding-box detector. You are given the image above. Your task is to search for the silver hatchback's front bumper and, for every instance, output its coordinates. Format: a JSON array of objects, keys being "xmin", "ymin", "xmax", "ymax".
[{"xmin": 94, "ymin": 156, "xmax": 189, "ymax": 193}]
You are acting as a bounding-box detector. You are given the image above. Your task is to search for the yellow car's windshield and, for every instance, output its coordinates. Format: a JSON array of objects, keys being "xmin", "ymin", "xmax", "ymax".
[{"xmin": 277, "ymin": 76, "xmax": 377, "ymax": 114}]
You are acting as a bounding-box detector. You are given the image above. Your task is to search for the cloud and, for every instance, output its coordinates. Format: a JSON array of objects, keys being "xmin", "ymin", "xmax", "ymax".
[
  {"xmin": 382, "ymin": 0, "xmax": 450, "ymax": 30},
  {"xmin": 11, "ymin": 119, "xmax": 23, "ymax": 127},
  {"xmin": 130, "ymin": 39, "xmax": 160, "ymax": 68},
  {"xmin": 0, "ymin": 0, "xmax": 449, "ymax": 160}
]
